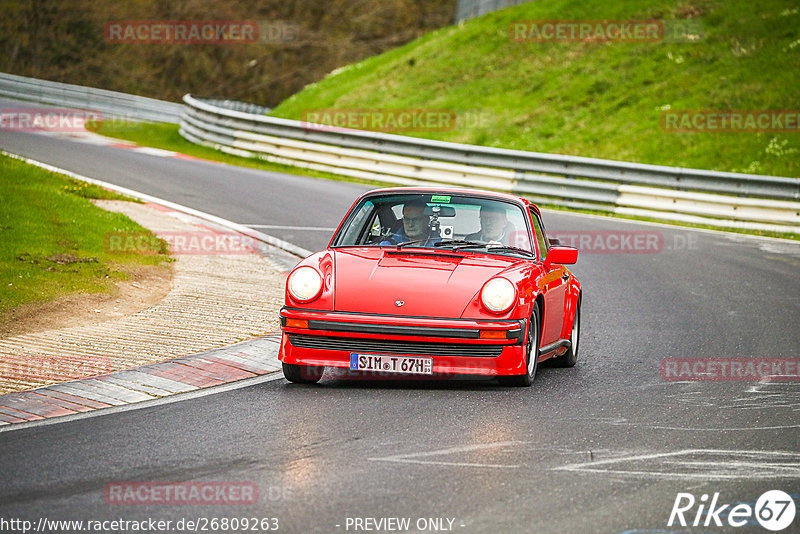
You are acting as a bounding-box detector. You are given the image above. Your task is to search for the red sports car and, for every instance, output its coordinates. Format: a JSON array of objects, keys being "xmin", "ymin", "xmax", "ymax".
[{"xmin": 279, "ymin": 187, "xmax": 581, "ymax": 386}]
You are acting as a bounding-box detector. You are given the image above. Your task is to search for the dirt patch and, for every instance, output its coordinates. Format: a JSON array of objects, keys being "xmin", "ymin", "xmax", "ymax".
[
  {"xmin": 0, "ymin": 263, "xmax": 174, "ymax": 338},
  {"xmin": 46, "ymin": 253, "xmax": 100, "ymax": 264},
  {"xmin": 16, "ymin": 252, "xmax": 102, "ymax": 273}
]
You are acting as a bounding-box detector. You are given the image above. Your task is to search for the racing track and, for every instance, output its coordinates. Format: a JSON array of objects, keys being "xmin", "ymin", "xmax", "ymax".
[{"xmin": 1, "ymin": 108, "xmax": 799, "ymax": 533}]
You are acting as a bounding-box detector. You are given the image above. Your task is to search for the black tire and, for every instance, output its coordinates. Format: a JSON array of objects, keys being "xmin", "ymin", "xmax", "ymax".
[
  {"xmin": 282, "ymin": 362, "xmax": 325, "ymax": 384},
  {"xmin": 498, "ymin": 305, "xmax": 540, "ymax": 387},
  {"xmin": 551, "ymin": 300, "xmax": 580, "ymax": 368}
]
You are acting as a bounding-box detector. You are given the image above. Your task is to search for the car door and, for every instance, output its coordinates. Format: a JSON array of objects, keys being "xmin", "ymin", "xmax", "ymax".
[{"xmin": 530, "ymin": 208, "xmax": 566, "ymax": 346}]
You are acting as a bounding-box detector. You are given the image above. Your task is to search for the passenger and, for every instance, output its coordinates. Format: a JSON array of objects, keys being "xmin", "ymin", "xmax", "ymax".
[{"xmin": 465, "ymin": 204, "xmax": 514, "ymax": 244}]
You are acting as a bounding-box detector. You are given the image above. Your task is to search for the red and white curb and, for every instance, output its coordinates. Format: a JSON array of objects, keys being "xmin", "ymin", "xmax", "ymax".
[{"xmin": 0, "ymin": 335, "xmax": 283, "ymax": 430}]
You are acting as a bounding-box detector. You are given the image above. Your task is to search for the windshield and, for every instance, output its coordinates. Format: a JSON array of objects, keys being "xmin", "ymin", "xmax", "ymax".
[{"xmin": 332, "ymin": 193, "xmax": 534, "ymax": 256}]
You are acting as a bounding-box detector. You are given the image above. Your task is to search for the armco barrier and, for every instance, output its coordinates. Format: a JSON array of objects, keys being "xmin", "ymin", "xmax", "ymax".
[
  {"xmin": 180, "ymin": 95, "xmax": 800, "ymax": 233},
  {"xmin": 2, "ymin": 71, "xmax": 796, "ymax": 233},
  {"xmin": 0, "ymin": 72, "xmax": 181, "ymax": 123}
]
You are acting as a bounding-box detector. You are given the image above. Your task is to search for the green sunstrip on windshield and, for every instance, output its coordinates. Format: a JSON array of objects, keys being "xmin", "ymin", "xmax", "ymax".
[{"xmin": 430, "ymin": 195, "xmax": 451, "ymax": 203}]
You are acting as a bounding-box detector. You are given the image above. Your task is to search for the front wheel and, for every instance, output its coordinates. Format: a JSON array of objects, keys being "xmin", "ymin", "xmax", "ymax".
[
  {"xmin": 498, "ymin": 305, "xmax": 540, "ymax": 387},
  {"xmin": 552, "ymin": 300, "xmax": 580, "ymax": 368},
  {"xmin": 282, "ymin": 362, "xmax": 325, "ymax": 384}
]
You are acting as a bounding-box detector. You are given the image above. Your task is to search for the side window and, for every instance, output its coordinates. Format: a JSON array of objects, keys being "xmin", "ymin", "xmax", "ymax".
[
  {"xmin": 369, "ymin": 215, "xmax": 382, "ymax": 237},
  {"xmin": 529, "ymin": 208, "xmax": 548, "ymax": 261},
  {"xmin": 336, "ymin": 200, "xmax": 375, "ymax": 245}
]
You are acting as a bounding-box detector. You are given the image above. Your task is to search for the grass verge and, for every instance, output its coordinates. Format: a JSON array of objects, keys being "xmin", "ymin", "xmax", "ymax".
[{"xmin": 0, "ymin": 153, "xmax": 171, "ymax": 323}]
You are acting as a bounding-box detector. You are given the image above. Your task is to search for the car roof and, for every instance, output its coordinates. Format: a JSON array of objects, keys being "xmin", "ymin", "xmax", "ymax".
[{"xmin": 362, "ymin": 186, "xmax": 538, "ymax": 212}]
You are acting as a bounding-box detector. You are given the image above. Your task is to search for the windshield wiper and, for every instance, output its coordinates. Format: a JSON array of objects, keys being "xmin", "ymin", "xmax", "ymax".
[
  {"xmin": 482, "ymin": 245, "xmax": 536, "ymax": 257},
  {"xmin": 447, "ymin": 241, "xmax": 535, "ymax": 256},
  {"xmin": 434, "ymin": 239, "xmax": 483, "ymax": 248},
  {"xmin": 395, "ymin": 240, "xmax": 424, "ymax": 249}
]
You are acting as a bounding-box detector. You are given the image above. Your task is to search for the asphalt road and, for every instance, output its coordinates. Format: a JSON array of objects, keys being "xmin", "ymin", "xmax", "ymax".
[{"xmin": 1, "ymin": 121, "xmax": 799, "ymax": 533}]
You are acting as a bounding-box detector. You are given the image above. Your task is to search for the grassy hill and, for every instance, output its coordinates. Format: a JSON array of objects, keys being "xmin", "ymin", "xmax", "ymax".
[{"xmin": 270, "ymin": 0, "xmax": 800, "ymax": 178}]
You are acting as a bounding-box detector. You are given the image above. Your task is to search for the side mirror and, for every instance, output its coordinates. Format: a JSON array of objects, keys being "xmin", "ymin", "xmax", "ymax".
[{"xmin": 544, "ymin": 245, "xmax": 577, "ymax": 267}]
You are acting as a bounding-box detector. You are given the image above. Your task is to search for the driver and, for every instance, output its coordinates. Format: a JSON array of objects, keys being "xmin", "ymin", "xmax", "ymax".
[
  {"xmin": 382, "ymin": 200, "xmax": 440, "ymax": 246},
  {"xmin": 465, "ymin": 204, "xmax": 514, "ymax": 244}
]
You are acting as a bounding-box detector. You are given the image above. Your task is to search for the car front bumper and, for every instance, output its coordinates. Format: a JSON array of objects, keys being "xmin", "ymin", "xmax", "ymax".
[{"xmin": 279, "ymin": 307, "xmax": 529, "ymax": 377}]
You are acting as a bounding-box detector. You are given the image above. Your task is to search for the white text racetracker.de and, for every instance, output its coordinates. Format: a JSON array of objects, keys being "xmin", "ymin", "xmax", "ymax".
[{"xmin": 341, "ymin": 517, "xmax": 458, "ymax": 531}]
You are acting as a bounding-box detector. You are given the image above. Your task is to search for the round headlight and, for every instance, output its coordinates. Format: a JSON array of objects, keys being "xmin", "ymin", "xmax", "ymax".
[
  {"xmin": 288, "ymin": 266, "xmax": 323, "ymax": 302},
  {"xmin": 481, "ymin": 278, "xmax": 516, "ymax": 313}
]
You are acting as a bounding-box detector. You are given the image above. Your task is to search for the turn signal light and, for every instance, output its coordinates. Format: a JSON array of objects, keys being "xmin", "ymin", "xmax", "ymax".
[
  {"xmin": 479, "ymin": 330, "xmax": 506, "ymax": 340},
  {"xmin": 286, "ymin": 319, "xmax": 309, "ymax": 329}
]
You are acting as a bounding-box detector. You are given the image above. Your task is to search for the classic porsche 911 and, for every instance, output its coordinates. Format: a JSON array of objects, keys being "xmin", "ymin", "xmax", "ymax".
[{"xmin": 278, "ymin": 187, "xmax": 581, "ymax": 386}]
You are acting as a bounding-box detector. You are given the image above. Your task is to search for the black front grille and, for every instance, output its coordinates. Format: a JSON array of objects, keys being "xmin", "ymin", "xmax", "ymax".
[{"xmin": 287, "ymin": 334, "xmax": 504, "ymax": 358}]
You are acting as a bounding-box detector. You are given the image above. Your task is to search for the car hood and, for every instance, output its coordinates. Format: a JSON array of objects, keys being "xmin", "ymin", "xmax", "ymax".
[{"xmin": 332, "ymin": 248, "xmax": 520, "ymax": 317}]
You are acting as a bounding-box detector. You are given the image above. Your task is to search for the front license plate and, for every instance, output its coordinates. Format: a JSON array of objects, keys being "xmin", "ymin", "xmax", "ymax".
[{"xmin": 350, "ymin": 353, "xmax": 433, "ymax": 375}]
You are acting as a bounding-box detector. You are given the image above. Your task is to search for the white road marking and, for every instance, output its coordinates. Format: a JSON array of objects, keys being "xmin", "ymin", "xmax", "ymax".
[
  {"xmin": 368, "ymin": 441, "xmax": 527, "ymax": 468},
  {"xmin": 621, "ymin": 424, "xmax": 800, "ymax": 431},
  {"xmin": 661, "ymin": 380, "xmax": 800, "ymax": 416},
  {"xmin": 554, "ymin": 449, "xmax": 800, "ymax": 480}
]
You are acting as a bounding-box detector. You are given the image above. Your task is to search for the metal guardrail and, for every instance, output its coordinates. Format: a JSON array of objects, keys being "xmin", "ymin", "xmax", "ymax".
[
  {"xmin": 0, "ymin": 72, "xmax": 182, "ymax": 123},
  {"xmin": 2, "ymin": 70, "xmax": 794, "ymax": 233},
  {"xmin": 455, "ymin": 0, "xmax": 532, "ymax": 23},
  {"xmin": 179, "ymin": 95, "xmax": 800, "ymax": 233},
  {"xmin": 200, "ymin": 99, "xmax": 271, "ymax": 116}
]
